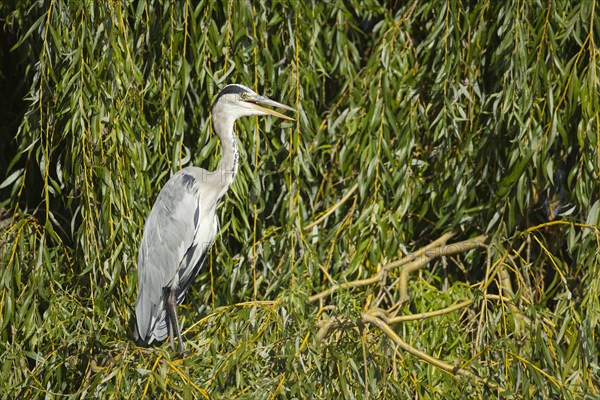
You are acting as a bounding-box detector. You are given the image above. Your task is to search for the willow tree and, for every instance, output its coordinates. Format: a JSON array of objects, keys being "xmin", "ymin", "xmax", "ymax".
[{"xmin": 0, "ymin": 0, "xmax": 598, "ymax": 398}]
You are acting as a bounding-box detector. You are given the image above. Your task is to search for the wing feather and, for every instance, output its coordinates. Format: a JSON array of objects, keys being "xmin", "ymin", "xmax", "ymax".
[{"xmin": 134, "ymin": 167, "xmax": 218, "ymax": 344}]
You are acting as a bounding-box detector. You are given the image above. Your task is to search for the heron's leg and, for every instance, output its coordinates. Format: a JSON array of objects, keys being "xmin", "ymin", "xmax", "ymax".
[
  {"xmin": 164, "ymin": 288, "xmax": 176, "ymax": 351},
  {"xmin": 167, "ymin": 316, "xmax": 176, "ymax": 352},
  {"xmin": 167, "ymin": 288, "xmax": 187, "ymax": 357}
]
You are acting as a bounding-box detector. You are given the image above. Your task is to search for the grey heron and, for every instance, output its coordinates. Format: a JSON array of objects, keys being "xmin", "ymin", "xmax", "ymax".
[{"xmin": 134, "ymin": 84, "xmax": 295, "ymax": 355}]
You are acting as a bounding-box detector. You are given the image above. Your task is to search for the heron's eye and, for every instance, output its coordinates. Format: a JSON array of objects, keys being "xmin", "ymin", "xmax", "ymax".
[{"xmin": 241, "ymin": 93, "xmax": 248, "ymax": 100}]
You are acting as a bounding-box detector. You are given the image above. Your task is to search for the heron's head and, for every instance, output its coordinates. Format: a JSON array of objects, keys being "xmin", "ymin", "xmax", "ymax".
[{"xmin": 212, "ymin": 84, "xmax": 295, "ymax": 122}]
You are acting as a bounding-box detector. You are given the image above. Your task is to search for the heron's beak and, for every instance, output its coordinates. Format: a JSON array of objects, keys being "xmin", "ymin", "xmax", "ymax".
[{"xmin": 244, "ymin": 95, "xmax": 296, "ymax": 121}]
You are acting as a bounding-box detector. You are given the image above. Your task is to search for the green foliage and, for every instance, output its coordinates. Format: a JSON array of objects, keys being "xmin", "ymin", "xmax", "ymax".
[{"xmin": 0, "ymin": 0, "xmax": 599, "ymax": 398}]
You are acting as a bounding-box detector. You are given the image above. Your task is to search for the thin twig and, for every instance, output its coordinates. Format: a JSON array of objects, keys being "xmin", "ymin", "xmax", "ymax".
[{"xmin": 304, "ymin": 183, "xmax": 358, "ymax": 230}]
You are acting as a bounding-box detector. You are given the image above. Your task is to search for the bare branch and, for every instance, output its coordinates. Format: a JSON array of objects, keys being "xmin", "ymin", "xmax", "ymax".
[
  {"xmin": 309, "ymin": 234, "xmax": 488, "ymax": 303},
  {"xmin": 309, "ymin": 271, "xmax": 384, "ymax": 303},
  {"xmin": 361, "ymin": 312, "xmax": 487, "ymax": 385},
  {"xmin": 384, "ymin": 231, "xmax": 456, "ymax": 270},
  {"xmin": 387, "ymin": 300, "xmax": 474, "ymax": 324},
  {"xmin": 392, "ymin": 235, "xmax": 488, "ymax": 274}
]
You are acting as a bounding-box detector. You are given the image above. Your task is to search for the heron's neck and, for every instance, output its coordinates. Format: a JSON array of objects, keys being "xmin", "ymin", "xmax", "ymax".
[{"xmin": 212, "ymin": 113, "xmax": 239, "ymax": 187}]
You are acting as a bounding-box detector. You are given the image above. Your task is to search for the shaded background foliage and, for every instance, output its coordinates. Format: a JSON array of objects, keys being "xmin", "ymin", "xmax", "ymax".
[{"xmin": 0, "ymin": 0, "xmax": 599, "ymax": 398}]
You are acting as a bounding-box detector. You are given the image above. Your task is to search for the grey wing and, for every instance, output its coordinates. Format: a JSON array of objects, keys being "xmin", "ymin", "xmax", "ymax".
[{"xmin": 134, "ymin": 168, "xmax": 214, "ymax": 344}]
